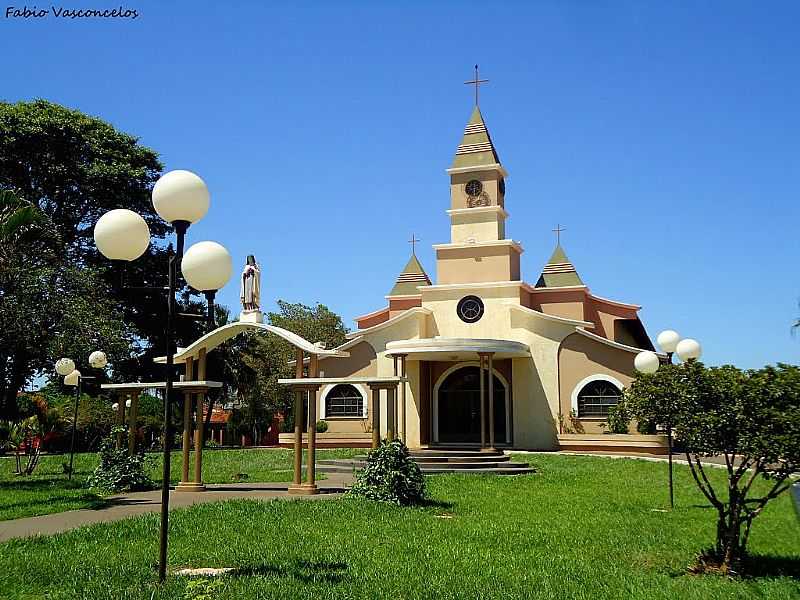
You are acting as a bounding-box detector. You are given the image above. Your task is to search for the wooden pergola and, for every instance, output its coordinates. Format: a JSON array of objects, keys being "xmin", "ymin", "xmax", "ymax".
[
  {"xmin": 278, "ymin": 368, "xmax": 407, "ymax": 495},
  {"xmin": 100, "ymin": 379, "xmax": 222, "ymax": 492}
]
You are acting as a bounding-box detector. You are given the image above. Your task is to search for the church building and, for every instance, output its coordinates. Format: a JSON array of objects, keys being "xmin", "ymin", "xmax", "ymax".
[{"xmin": 297, "ymin": 103, "xmax": 664, "ymax": 453}]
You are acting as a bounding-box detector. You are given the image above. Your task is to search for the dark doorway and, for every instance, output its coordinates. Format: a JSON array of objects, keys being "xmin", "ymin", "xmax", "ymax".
[{"xmin": 437, "ymin": 366, "xmax": 506, "ymax": 444}]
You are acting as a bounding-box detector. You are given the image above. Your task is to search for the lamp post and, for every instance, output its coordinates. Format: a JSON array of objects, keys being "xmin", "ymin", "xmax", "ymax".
[
  {"xmin": 634, "ymin": 331, "xmax": 703, "ymax": 509},
  {"xmin": 57, "ymin": 351, "xmax": 107, "ymax": 480},
  {"xmin": 93, "ymin": 170, "xmax": 231, "ymax": 583}
]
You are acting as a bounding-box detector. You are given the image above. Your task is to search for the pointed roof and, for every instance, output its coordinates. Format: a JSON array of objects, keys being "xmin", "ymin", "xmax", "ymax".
[
  {"xmin": 535, "ymin": 245, "xmax": 585, "ymax": 288},
  {"xmin": 388, "ymin": 254, "xmax": 432, "ymax": 296},
  {"xmin": 451, "ymin": 106, "xmax": 501, "ymax": 169}
]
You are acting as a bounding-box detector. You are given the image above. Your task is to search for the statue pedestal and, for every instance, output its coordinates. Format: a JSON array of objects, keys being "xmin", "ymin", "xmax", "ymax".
[{"xmin": 239, "ymin": 310, "xmax": 263, "ymax": 324}]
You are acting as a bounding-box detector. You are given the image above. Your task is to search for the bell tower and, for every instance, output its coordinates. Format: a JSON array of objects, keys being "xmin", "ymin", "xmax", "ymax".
[{"xmin": 435, "ymin": 72, "xmax": 522, "ymax": 285}]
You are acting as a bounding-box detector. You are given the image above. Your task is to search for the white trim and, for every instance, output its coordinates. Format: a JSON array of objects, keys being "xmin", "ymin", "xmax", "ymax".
[
  {"xmin": 570, "ymin": 374, "xmax": 624, "ymax": 417},
  {"xmin": 319, "ymin": 382, "xmax": 369, "ymax": 420},
  {"xmin": 433, "ymin": 239, "xmax": 524, "ymax": 254},
  {"xmin": 345, "ymin": 307, "xmax": 431, "ymax": 339},
  {"xmin": 446, "ymin": 206, "xmax": 509, "ymax": 219},
  {"xmin": 386, "ymin": 337, "xmax": 529, "ymax": 358},
  {"xmin": 385, "ymin": 294, "xmax": 423, "ymax": 300},
  {"xmin": 423, "ymin": 281, "xmax": 527, "ymax": 293},
  {"xmin": 529, "ymin": 285, "xmax": 589, "ymax": 293},
  {"xmin": 509, "ymin": 303, "xmax": 595, "ymax": 328},
  {"xmin": 353, "ymin": 305, "xmax": 390, "ymax": 321},
  {"xmin": 432, "ymin": 362, "xmax": 511, "ymax": 445},
  {"xmin": 575, "ymin": 328, "xmax": 664, "ymax": 356},
  {"xmin": 587, "ymin": 293, "xmax": 641, "ymax": 311},
  {"xmin": 446, "ymin": 164, "xmax": 508, "ymax": 177}
]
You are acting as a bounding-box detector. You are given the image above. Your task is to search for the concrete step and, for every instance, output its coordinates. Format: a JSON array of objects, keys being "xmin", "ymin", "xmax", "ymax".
[
  {"xmin": 318, "ymin": 459, "xmax": 526, "ymax": 470},
  {"xmin": 412, "ymin": 455, "xmax": 511, "ymax": 464},
  {"xmin": 316, "ymin": 463, "xmax": 535, "ymax": 476}
]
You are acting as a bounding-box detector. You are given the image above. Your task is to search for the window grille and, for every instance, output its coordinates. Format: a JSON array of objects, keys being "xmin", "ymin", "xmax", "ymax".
[
  {"xmin": 577, "ymin": 380, "xmax": 621, "ymax": 418},
  {"xmin": 325, "ymin": 384, "xmax": 364, "ymax": 417}
]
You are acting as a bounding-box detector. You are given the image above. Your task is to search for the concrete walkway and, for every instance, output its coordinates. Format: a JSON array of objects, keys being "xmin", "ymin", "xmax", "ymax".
[{"xmin": 0, "ymin": 473, "xmax": 354, "ymax": 543}]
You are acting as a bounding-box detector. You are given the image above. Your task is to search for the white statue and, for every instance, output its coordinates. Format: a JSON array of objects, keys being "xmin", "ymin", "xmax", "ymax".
[{"xmin": 239, "ymin": 255, "xmax": 262, "ymax": 323}]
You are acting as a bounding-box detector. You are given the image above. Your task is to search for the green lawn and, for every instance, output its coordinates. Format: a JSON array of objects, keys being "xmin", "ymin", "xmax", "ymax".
[
  {"xmin": 0, "ymin": 447, "xmax": 361, "ymax": 521},
  {"xmin": 1, "ymin": 455, "xmax": 798, "ymax": 599}
]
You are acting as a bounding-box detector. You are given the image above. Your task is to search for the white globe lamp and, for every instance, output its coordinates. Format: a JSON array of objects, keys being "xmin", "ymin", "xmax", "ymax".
[
  {"xmin": 656, "ymin": 330, "xmax": 681, "ymax": 354},
  {"xmin": 634, "ymin": 351, "xmax": 660, "ymax": 374},
  {"xmin": 89, "ymin": 351, "xmax": 108, "ymax": 369},
  {"xmin": 55, "ymin": 358, "xmax": 76, "ymax": 377},
  {"xmin": 676, "ymin": 338, "xmax": 702, "ymax": 362},
  {"xmin": 64, "ymin": 369, "xmax": 81, "ymax": 387},
  {"xmin": 181, "ymin": 241, "xmax": 233, "ymax": 292},
  {"xmin": 112, "ymin": 402, "xmax": 119, "ymax": 411},
  {"xmin": 94, "ymin": 209, "xmax": 150, "ymax": 261},
  {"xmin": 152, "ymin": 170, "xmax": 210, "ymax": 224}
]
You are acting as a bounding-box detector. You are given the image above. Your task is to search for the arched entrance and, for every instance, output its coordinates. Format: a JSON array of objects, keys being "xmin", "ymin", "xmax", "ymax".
[{"xmin": 434, "ymin": 365, "xmax": 508, "ymax": 445}]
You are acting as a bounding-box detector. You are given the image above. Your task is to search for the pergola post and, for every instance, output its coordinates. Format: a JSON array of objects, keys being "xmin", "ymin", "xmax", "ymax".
[
  {"xmin": 180, "ymin": 391, "xmax": 192, "ymax": 484},
  {"xmin": 488, "ymin": 352, "xmax": 496, "ymax": 452},
  {"xmin": 128, "ymin": 391, "xmax": 139, "ymax": 456},
  {"xmin": 399, "ymin": 355, "xmax": 408, "ymax": 444},
  {"xmin": 115, "ymin": 396, "xmax": 126, "ymax": 449},
  {"xmin": 478, "ymin": 353, "xmax": 487, "ymax": 450},
  {"xmin": 303, "ymin": 353, "xmax": 320, "ymax": 494},
  {"xmin": 179, "ymin": 356, "xmax": 194, "ymax": 487},
  {"xmin": 193, "ymin": 348, "xmax": 207, "ymax": 490},
  {"xmin": 289, "ymin": 348, "xmax": 306, "ymax": 494},
  {"xmin": 370, "ymin": 385, "xmax": 381, "ymax": 449},
  {"xmin": 387, "ymin": 386, "xmax": 395, "ymax": 441}
]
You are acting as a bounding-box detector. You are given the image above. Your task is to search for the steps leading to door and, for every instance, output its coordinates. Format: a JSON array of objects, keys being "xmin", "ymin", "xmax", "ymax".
[{"xmin": 317, "ymin": 448, "xmax": 535, "ymax": 475}]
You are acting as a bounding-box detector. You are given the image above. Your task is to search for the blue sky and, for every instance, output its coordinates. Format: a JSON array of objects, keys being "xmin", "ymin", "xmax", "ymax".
[{"xmin": 2, "ymin": 1, "xmax": 799, "ymax": 368}]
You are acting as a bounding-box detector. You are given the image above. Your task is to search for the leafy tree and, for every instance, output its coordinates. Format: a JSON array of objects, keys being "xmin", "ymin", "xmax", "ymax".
[
  {"xmin": 221, "ymin": 301, "xmax": 348, "ymax": 441},
  {"xmin": 0, "ymin": 100, "xmax": 210, "ymax": 411},
  {"xmin": 624, "ymin": 361, "xmax": 800, "ymax": 574}
]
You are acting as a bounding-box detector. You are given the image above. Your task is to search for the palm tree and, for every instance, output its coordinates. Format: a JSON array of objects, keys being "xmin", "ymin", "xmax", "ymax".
[{"xmin": 0, "ymin": 189, "xmax": 47, "ymax": 268}]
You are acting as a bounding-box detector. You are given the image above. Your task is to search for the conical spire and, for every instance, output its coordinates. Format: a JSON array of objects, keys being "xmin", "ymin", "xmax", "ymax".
[
  {"xmin": 388, "ymin": 253, "xmax": 432, "ymax": 296},
  {"xmin": 451, "ymin": 106, "xmax": 501, "ymax": 169},
  {"xmin": 535, "ymin": 244, "xmax": 584, "ymax": 288}
]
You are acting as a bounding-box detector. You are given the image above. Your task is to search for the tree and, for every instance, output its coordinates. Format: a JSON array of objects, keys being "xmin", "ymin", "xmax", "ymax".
[
  {"xmin": 0, "ymin": 189, "xmax": 132, "ymax": 417},
  {"xmin": 624, "ymin": 361, "xmax": 800, "ymax": 574},
  {"xmin": 224, "ymin": 300, "xmax": 349, "ymax": 439},
  {"xmin": 0, "ymin": 100, "xmax": 210, "ymax": 410}
]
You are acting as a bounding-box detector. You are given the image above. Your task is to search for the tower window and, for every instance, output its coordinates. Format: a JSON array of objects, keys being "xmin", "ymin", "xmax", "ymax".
[
  {"xmin": 577, "ymin": 380, "xmax": 622, "ymax": 418},
  {"xmin": 325, "ymin": 384, "xmax": 364, "ymax": 418}
]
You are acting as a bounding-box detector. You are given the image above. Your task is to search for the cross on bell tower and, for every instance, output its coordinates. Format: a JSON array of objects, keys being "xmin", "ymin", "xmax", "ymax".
[
  {"xmin": 464, "ymin": 64, "xmax": 489, "ymax": 107},
  {"xmin": 552, "ymin": 224, "xmax": 566, "ymax": 245}
]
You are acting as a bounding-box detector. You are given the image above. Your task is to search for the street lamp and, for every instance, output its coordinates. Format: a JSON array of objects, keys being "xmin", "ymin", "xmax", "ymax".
[
  {"xmin": 57, "ymin": 350, "xmax": 106, "ymax": 480},
  {"xmin": 635, "ymin": 331, "xmax": 703, "ymax": 509},
  {"xmin": 93, "ymin": 169, "xmax": 231, "ymax": 583}
]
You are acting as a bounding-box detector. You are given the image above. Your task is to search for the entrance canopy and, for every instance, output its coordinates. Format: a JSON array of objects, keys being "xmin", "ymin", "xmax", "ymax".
[{"xmin": 386, "ymin": 337, "xmax": 529, "ymax": 361}]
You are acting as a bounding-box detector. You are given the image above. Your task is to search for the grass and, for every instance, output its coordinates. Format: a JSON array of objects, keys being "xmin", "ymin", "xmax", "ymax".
[
  {"xmin": 0, "ymin": 455, "xmax": 798, "ymax": 599},
  {"xmin": 0, "ymin": 447, "xmax": 361, "ymax": 521}
]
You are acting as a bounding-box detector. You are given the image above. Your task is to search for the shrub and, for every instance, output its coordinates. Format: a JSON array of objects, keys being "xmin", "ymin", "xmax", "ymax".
[
  {"xmin": 605, "ymin": 404, "xmax": 630, "ymax": 434},
  {"xmin": 315, "ymin": 420, "xmax": 329, "ymax": 433},
  {"xmin": 88, "ymin": 427, "xmax": 154, "ymax": 494},
  {"xmin": 349, "ymin": 439, "xmax": 425, "ymax": 506}
]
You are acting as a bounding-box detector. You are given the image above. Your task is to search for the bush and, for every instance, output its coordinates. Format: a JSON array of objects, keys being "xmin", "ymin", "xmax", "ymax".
[
  {"xmin": 315, "ymin": 420, "xmax": 328, "ymax": 433},
  {"xmin": 88, "ymin": 427, "xmax": 154, "ymax": 494},
  {"xmin": 349, "ymin": 439, "xmax": 425, "ymax": 506},
  {"xmin": 605, "ymin": 404, "xmax": 630, "ymax": 434}
]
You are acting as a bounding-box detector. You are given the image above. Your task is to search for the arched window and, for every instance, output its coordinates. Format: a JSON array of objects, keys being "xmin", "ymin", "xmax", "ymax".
[
  {"xmin": 577, "ymin": 380, "xmax": 622, "ymax": 418},
  {"xmin": 325, "ymin": 384, "xmax": 364, "ymax": 418}
]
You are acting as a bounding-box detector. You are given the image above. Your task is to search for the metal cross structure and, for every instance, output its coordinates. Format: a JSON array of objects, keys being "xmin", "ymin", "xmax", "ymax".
[
  {"xmin": 408, "ymin": 234, "xmax": 420, "ymax": 255},
  {"xmin": 464, "ymin": 64, "xmax": 489, "ymax": 107},
  {"xmin": 552, "ymin": 224, "xmax": 566, "ymax": 245}
]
